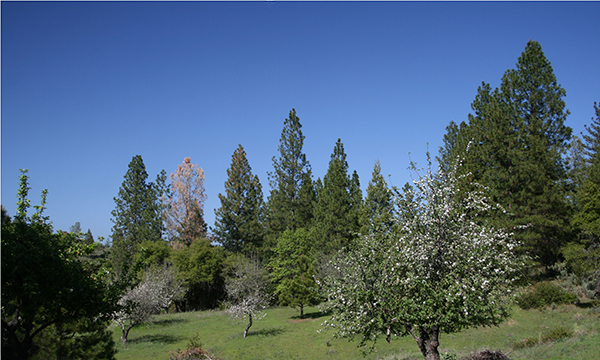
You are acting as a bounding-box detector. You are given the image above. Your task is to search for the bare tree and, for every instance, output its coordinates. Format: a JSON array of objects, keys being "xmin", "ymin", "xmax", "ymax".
[
  {"xmin": 114, "ymin": 265, "xmax": 183, "ymax": 344},
  {"xmin": 224, "ymin": 255, "xmax": 270, "ymax": 338},
  {"xmin": 164, "ymin": 157, "xmax": 207, "ymax": 247}
]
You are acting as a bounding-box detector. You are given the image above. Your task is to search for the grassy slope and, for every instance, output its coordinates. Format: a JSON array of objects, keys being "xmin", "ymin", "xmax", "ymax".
[{"xmin": 113, "ymin": 305, "xmax": 599, "ymax": 360}]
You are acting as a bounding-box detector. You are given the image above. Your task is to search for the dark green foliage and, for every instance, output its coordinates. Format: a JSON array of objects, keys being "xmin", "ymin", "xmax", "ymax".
[
  {"xmin": 278, "ymin": 255, "xmax": 320, "ymax": 319},
  {"xmin": 109, "ymin": 155, "xmax": 166, "ymax": 281},
  {"xmin": 439, "ymin": 40, "xmax": 572, "ymax": 266},
  {"xmin": 515, "ymin": 282, "xmax": 577, "ymax": 309},
  {"xmin": 313, "ymin": 139, "xmax": 361, "ymax": 253},
  {"xmin": 265, "ymin": 109, "xmax": 315, "ymax": 251},
  {"xmin": 1, "ymin": 170, "xmax": 115, "ymax": 360},
  {"xmin": 359, "ymin": 160, "xmax": 394, "ymax": 235},
  {"xmin": 214, "ymin": 144, "xmax": 265, "ymax": 254},
  {"xmin": 31, "ymin": 318, "xmax": 116, "ymax": 360},
  {"xmin": 268, "ymin": 228, "xmax": 315, "ymax": 289},
  {"xmin": 172, "ymin": 238, "xmax": 226, "ymax": 311}
]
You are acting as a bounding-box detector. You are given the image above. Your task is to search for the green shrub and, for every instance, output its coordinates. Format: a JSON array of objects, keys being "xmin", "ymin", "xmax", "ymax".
[
  {"xmin": 515, "ymin": 281, "xmax": 577, "ymax": 309},
  {"xmin": 512, "ymin": 326, "xmax": 574, "ymax": 349}
]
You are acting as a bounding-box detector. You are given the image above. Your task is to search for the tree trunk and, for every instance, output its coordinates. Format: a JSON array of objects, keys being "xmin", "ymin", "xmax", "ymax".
[
  {"xmin": 121, "ymin": 324, "xmax": 135, "ymax": 344},
  {"xmin": 300, "ymin": 303, "xmax": 304, "ymax": 319},
  {"xmin": 243, "ymin": 313, "xmax": 253, "ymax": 338},
  {"xmin": 407, "ymin": 324, "xmax": 440, "ymax": 360}
]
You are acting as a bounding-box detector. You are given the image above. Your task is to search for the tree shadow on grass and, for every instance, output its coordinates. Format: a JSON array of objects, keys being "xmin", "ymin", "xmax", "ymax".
[
  {"xmin": 247, "ymin": 327, "xmax": 287, "ymax": 337},
  {"xmin": 149, "ymin": 318, "xmax": 188, "ymax": 327},
  {"xmin": 290, "ymin": 310, "xmax": 330, "ymax": 320},
  {"xmin": 127, "ymin": 334, "xmax": 183, "ymax": 345}
]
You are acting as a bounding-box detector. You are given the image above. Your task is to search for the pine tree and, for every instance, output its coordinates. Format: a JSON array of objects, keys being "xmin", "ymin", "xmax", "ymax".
[
  {"xmin": 313, "ymin": 139, "xmax": 360, "ymax": 252},
  {"xmin": 573, "ymin": 101, "xmax": 600, "ymax": 239},
  {"xmin": 438, "ymin": 40, "xmax": 572, "ymax": 266},
  {"xmin": 265, "ymin": 109, "xmax": 315, "ymax": 250},
  {"xmin": 214, "ymin": 144, "xmax": 265, "ymax": 254},
  {"xmin": 581, "ymin": 102, "xmax": 600, "ymax": 163},
  {"xmin": 278, "ymin": 254, "xmax": 320, "ymax": 319},
  {"xmin": 359, "ymin": 160, "xmax": 394, "ymax": 235},
  {"xmin": 110, "ymin": 155, "xmax": 165, "ymax": 280}
]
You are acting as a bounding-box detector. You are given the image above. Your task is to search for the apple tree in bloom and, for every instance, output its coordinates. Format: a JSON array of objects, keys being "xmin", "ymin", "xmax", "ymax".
[
  {"xmin": 319, "ymin": 152, "xmax": 525, "ymax": 360},
  {"xmin": 224, "ymin": 255, "xmax": 270, "ymax": 338},
  {"xmin": 164, "ymin": 157, "xmax": 207, "ymax": 247},
  {"xmin": 114, "ymin": 265, "xmax": 183, "ymax": 344}
]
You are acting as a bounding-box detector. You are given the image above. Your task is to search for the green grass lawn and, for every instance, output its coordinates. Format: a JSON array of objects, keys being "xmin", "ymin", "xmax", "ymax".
[{"xmin": 112, "ymin": 305, "xmax": 600, "ymax": 360}]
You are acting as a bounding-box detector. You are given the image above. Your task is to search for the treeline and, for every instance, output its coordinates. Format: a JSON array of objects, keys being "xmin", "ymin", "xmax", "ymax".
[{"xmin": 2, "ymin": 40, "xmax": 599, "ymax": 359}]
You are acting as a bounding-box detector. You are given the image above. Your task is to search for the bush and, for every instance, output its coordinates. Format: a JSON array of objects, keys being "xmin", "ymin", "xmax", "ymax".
[
  {"xmin": 515, "ymin": 281, "xmax": 577, "ymax": 309},
  {"xmin": 512, "ymin": 326, "xmax": 574, "ymax": 349},
  {"xmin": 462, "ymin": 349, "xmax": 510, "ymax": 360},
  {"xmin": 168, "ymin": 347, "xmax": 222, "ymax": 360}
]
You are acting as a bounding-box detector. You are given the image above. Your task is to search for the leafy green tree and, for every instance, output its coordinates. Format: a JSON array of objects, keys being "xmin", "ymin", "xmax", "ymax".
[
  {"xmin": 171, "ymin": 238, "xmax": 226, "ymax": 310},
  {"xmin": 265, "ymin": 109, "xmax": 315, "ymax": 250},
  {"xmin": 268, "ymin": 228, "xmax": 315, "ymax": 290},
  {"xmin": 2, "ymin": 170, "xmax": 116, "ymax": 360},
  {"xmin": 164, "ymin": 157, "xmax": 207, "ymax": 247},
  {"xmin": 214, "ymin": 145, "xmax": 265, "ymax": 254},
  {"xmin": 320, "ymin": 154, "xmax": 524, "ymax": 360},
  {"xmin": 109, "ymin": 155, "xmax": 166, "ymax": 280},
  {"xmin": 278, "ymin": 255, "xmax": 320, "ymax": 319},
  {"xmin": 438, "ymin": 40, "xmax": 572, "ymax": 266},
  {"xmin": 360, "ymin": 160, "xmax": 394, "ymax": 235},
  {"xmin": 313, "ymin": 139, "xmax": 361, "ymax": 252}
]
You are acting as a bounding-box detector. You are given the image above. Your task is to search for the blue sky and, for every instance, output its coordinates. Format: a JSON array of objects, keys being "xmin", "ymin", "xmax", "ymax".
[{"xmin": 2, "ymin": 1, "xmax": 599, "ymax": 242}]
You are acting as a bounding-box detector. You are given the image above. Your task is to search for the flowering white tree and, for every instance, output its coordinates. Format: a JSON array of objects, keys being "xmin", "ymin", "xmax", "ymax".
[
  {"xmin": 224, "ymin": 255, "xmax": 270, "ymax": 338},
  {"xmin": 320, "ymin": 153, "xmax": 525, "ymax": 360},
  {"xmin": 114, "ymin": 265, "xmax": 183, "ymax": 344}
]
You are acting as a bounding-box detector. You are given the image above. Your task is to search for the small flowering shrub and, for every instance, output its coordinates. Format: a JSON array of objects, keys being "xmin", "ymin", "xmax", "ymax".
[
  {"xmin": 168, "ymin": 347, "xmax": 222, "ymax": 360},
  {"xmin": 515, "ymin": 281, "xmax": 577, "ymax": 309}
]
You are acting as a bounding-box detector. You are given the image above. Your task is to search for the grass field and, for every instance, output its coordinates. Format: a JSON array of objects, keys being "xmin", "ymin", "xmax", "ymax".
[{"xmin": 112, "ymin": 305, "xmax": 600, "ymax": 360}]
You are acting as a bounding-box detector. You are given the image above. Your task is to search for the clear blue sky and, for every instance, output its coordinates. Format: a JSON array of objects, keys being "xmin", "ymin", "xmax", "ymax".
[{"xmin": 2, "ymin": 1, "xmax": 599, "ymax": 242}]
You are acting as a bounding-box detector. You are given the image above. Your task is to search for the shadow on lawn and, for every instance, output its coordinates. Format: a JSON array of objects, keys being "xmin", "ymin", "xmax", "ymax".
[
  {"xmin": 150, "ymin": 318, "xmax": 188, "ymax": 327},
  {"xmin": 291, "ymin": 310, "xmax": 329, "ymax": 320},
  {"xmin": 247, "ymin": 327, "xmax": 287, "ymax": 337},
  {"xmin": 127, "ymin": 334, "xmax": 183, "ymax": 345}
]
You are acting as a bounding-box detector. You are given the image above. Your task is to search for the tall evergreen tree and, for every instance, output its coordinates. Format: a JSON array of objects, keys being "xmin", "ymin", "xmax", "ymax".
[
  {"xmin": 573, "ymin": 101, "xmax": 600, "ymax": 239},
  {"xmin": 265, "ymin": 109, "xmax": 315, "ymax": 250},
  {"xmin": 359, "ymin": 160, "xmax": 394, "ymax": 235},
  {"xmin": 438, "ymin": 40, "xmax": 572, "ymax": 266},
  {"xmin": 214, "ymin": 144, "xmax": 265, "ymax": 254},
  {"xmin": 581, "ymin": 102, "xmax": 600, "ymax": 163},
  {"xmin": 109, "ymin": 155, "xmax": 165, "ymax": 280},
  {"xmin": 313, "ymin": 139, "xmax": 360, "ymax": 252}
]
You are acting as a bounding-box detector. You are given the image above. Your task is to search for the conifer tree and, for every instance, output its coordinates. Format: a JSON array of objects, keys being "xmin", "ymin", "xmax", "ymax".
[
  {"xmin": 438, "ymin": 40, "xmax": 572, "ymax": 266},
  {"xmin": 278, "ymin": 254, "xmax": 320, "ymax": 319},
  {"xmin": 265, "ymin": 109, "xmax": 315, "ymax": 250},
  {"xmin": 214, "ymin": 144, "xmax": 265, "ymax": 254},
  {"xmin": 313, "ymin": 139, "xmax": 360, "ymax": 252},
  {"xmin": 110, "ymin": 155, "xmax": 165, "ymax": 280},
  {"xmin": 359, "ymin": 160, "xmax": 394, "ymax": 235}
]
